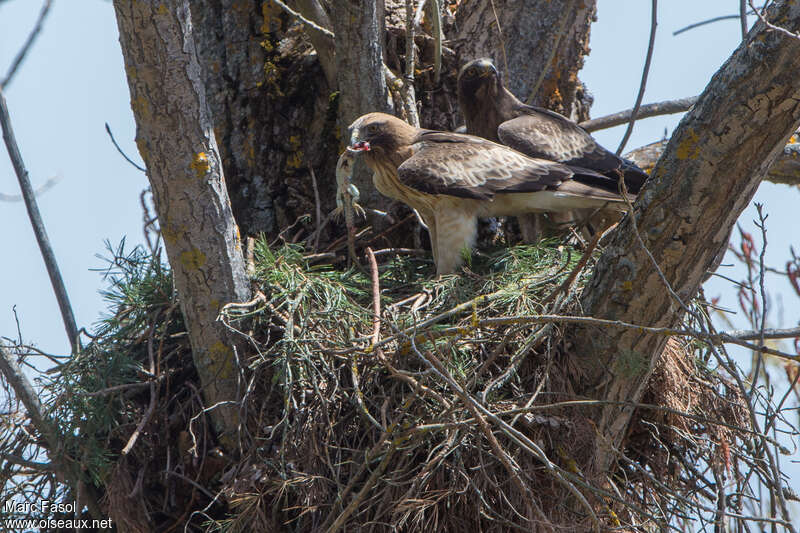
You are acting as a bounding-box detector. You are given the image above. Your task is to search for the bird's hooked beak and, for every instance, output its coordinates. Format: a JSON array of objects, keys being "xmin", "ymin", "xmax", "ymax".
[
  {"xmin": 470, "ymin": 58, "xmax": 498, "ymax": 79},
  {"xmin": 347, "ymin": 126, "xmax": 371, "ymax": 152}
]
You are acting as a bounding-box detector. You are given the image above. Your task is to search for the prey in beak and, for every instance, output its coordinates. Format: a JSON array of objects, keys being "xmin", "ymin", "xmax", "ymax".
[
  {"xmin": 348, "ymin": 140, "xmax": 370, "ymax": 152},
  {"xmin": 347, "ymin": 121, "xmax": 373, "ymax": 152}
]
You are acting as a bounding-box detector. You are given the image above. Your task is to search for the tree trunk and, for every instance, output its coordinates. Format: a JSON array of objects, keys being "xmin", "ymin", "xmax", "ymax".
[
  {"xmin": 454, "ymin": 0, "xmax": 595, "ymax": 117},
  {"xmin": 573, "ymin": 0, "xmax": 800, "ymax": 474},
  {"xmin": 113, "ymin": 0, "xmax": 252, "ymax": 448},
  {"xmin": 332, "ymin": 0, "xmax": 397, "ymax": 227}
]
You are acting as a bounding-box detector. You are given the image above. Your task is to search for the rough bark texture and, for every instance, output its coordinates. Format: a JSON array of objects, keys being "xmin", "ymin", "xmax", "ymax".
[
  {"xmin": 454, "ymin": 0, "xmax": 596, "ymax": 118},
  {"xmin": 113, "ymin": 0, "xmax": 252, "ymax": 446},
  {"xmin": 574, "ymin": 1, "xmax": 800, "ymax": 473},
  {"xmin": 627, "ymin": 138, "xmax": 800, "ymax": 187},
  {"xmin": 190, "ymin": 2, "xmax": 340, "ymax": 241},
  {"xmin": 332, "ymin": 0, "xmax": 395, "ymax": 223}
]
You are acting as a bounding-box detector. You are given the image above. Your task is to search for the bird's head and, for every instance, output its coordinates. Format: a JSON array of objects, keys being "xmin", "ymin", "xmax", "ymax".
[
  {"xmin": 348, "ymin": 112, "xmax": 416, "ymax": 160},
  {"xmin": 457, "ymin": 58, "xmax": 501, "ymax": 101}
]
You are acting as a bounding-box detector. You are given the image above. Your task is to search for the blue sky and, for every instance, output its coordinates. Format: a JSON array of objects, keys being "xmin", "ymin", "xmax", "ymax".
[{"xmin": 1, "ymin": 0, "xmax": 798, "ymax": 506}]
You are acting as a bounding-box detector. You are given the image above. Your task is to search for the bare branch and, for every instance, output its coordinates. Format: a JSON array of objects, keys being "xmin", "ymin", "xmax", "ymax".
[
  {"xmin": 722, "ymin": 325, "xmax": 800, "ymax": 341},
  {"xmin": 673, "ymin": 15, "xmax": 744, "ymax": 36},
  {"xmin": 741, "ymin": 0, "xmax": 750, "ymax": 39},
  {"xmin": 273, "ymin": 0, "xmax": 333, "ymax": 38},
  {"xmin": 105, "ymin": 122, "xmax": 146, "ymax": 172},
  {"xmin": 750, "ymin": 0, "xmax": 800, "ymax": 40},
  {"xmin": 429, "ymin": 0, "xmax": 442, "ymax": 84},
  {"xmin": 0, "ymin": 88, "xmax": 79, "ymax": 352},
  {"xmin": 0, "ymin": 0, "xmax": 53, "ymax": 89},
  {"xmin": 0, "ymin": 173, "xmax": 61, "ymax": 202},
  {"xmin": 616, "ymin": 0, "xmax": 658, "ymax": 155},
  {"xmin": 403, "ymin": 0, "xmax": 420, "ymax": 127},
  {"xmin": 579, "ymin": 96, "xmax": 698, "ymax": 133},
  {"xmin": 0, "ymin": 343, "xmax": 102, "ymax": 517}
]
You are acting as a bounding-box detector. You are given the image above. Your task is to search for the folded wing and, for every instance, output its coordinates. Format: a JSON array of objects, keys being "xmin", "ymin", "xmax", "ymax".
[
  {"xmin": 397, "ymin": 131, "xmax": 623, "ymax": 201},
  {"xmin": 497, "ymin": 108, "xmax": 648, "ymax": 194}
]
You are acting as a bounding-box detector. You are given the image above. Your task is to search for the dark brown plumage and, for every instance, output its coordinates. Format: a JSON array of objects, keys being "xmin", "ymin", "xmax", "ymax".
[
  {"xmin": 457, "ymin": 58, "xmax": 648, "ymax": 194},
  {"xmin": 348, "ymin": 112, "xmax": 630, "ymax": 274}
]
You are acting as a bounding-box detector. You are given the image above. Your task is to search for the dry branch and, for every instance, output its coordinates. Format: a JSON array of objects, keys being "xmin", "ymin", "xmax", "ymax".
[
  {"xmin": 579, "ymin": 96, "xmax": 699, "ymax": 133},
  {"xmin": 616, "ymin": 0, "xmax": 658, "ymax": 155},
  {"xmin": 0, "ymin": 0, "xmax": 52, "ymax": 89},
  {"xmin": 0, "ymin": 88, "xmax": 78, "ymax": 351}
]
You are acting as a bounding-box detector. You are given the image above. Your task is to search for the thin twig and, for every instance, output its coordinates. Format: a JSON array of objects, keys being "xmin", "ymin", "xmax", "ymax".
[
  {"xmin": 749, "ymin": 0, "xmax": 800, "ymax": 41},
  {"xmin": 366, "ymin": 247, "xmax": 383, "ymax": 357},
  {"xmin": 0, "ymin": 343, "xmax": 102, "ymax": 518},
  {"xmin": 430, "ymin": 0, "xmax": 442, "ymax": 84},
  {"xmin": 121, "ymin": 322, "xmax": 159, "ymax": 455},
  {"xmin": 349, "ymin": 247, "xmax": 383, "ymax": 431},
  {"xmin": 341, "ymin": 312, "xmax": 800, "ymax": 363},
  {"xmin": 327, "ymin": 441, "xmax": 398, "ymax": 533},
  {"xmin": 272, "ymin": 0, "xmax": 334, "ymax": 38},
  {"xmin": 0, "ymin": 173, "xmax": 61, "ymax": 202},
  {"xmin": 0, "ymin": 88, "xmax": 79, "ymax": 352},
  {"xmin": 105, "ymin": 123, "xmax": 146, "ymax": 172},
  {"xmin": 748, "ymin": 204, "xmax": 769, "ymax": 400},
  {"xmin": 405, "ymin": 334, "xmax": 601, "ymax": 530},
  {"xmin": 722, "ymin": 326, "xmax": 800, "ymax": 341},
  {"xmin": 740, "ymin": 0, "xmax": 750, "ymax": 39},
  {"xmin": 403, "ymin": 0, "xmax": 420, "ymax": 127},
  {"xmin": 541, "ymin": 228, "xmax": 604, "ymax": 305},
  {"xmin": 673, "ymin": 14, "xmax": 746, "ymax": 36},
  {"xmin": 616, "ymin": 0, "xmax": 658, "ymax": 155},
  {"xmin": 309, "ymin": 165, "xmax": 323, "ymax": 252},
  {"xmin": 0, "ymin": 0, "xmax": 53, "ymax": 89},
  {"xmin": 579, "ymin": 96, "xmax": 698, "ymax": 133}
]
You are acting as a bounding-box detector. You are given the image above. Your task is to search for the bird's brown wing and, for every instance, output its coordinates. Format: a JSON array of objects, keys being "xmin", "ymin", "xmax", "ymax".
[
  {"xmin": 497, "ymin": 107, "xmax": 648, "ymax": 193},
  {"xmin": 497, "ymin": 109, "xmax": 612, "ymax": 167},
  {"xmin": 397, "ymin": 131, "xmax": 610, "ymax": 200}
]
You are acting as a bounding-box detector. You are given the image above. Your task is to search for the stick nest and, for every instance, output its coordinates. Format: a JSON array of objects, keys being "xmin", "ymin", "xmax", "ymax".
[{"xmin": 0, "ymin": 240, "xmax": 751, "ymax": 532}]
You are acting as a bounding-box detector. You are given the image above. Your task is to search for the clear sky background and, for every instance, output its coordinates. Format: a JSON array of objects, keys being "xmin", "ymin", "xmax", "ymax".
[{"xmin": 1, "ymin": 0, "xmax": 798, "ymax": 503}]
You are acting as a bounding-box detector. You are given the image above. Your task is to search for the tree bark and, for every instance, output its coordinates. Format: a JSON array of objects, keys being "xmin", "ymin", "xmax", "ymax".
[
  {"xmin": 113, "ymin": 0, "xmax": 252, "ymax": 448},
  {"xmin": 454, "ymin": 0, "xmax": 596, "ymax": 117},
  {"xmin": 573, "ymin": 0, "xmax": 800, "ymax": 473},
  {"xmin": 626, "ymin": 138, "xmax": 800, "ymax": 188},
  {"xmin": 332, "ymin": 0, "xmax": 396, "ymax": 224}
]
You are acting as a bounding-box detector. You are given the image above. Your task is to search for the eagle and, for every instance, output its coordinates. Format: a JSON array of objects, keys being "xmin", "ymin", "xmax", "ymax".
[
  {"xmin": 457, "ymin": 58, "xmax": 648, "ymax": 194},
  {"xmin": 348, "ymin": 112, "xmax": 632, "ymax": 275}
]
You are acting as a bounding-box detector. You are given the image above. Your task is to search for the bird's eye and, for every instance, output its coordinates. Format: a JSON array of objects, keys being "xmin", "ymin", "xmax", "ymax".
[
  {"xmin": 367, "ymin": 123, "xmax": 379, "ymax": 134},
  {"xmin": 467, "ymin": 66, "xmax": 478, "ymax": 77}
]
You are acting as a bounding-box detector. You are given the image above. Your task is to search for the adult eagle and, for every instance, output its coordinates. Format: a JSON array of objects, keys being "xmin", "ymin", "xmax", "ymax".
[
  {"xmin": 348, "ymin": 112, "xmax": 632, "ymax": 275},
  {"xmin": 457, "ymin": 58, "xmax": 648, "ymax": 194}
]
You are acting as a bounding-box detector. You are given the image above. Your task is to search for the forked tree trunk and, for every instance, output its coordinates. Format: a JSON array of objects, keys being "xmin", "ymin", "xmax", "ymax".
[{"xmin": 113, "ymin": 0, "xmax": 252, "ymax": 448}]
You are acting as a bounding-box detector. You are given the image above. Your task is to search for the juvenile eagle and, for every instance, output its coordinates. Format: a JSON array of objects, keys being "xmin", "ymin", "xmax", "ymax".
[
  {"xmin": 348, "ymin": 112, "xmax": 632, "ymax": 275},
  {"xmin": 457, "ymin": 58, "xmax": 648, "ymax": 194}
]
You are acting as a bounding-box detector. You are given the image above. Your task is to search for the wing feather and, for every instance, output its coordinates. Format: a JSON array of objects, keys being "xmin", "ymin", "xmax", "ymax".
[
  {"xmin": 498, "ymin": 109, "xmax": 648, "ymax": 193},
  {"xmin": 397, "ymin": 132, "xmax": 575, "ymax": 200}
]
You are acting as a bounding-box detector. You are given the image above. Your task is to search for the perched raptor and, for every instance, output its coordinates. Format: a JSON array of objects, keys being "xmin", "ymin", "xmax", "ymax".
[
  {"xmin": 457, "ymin": 58, "xmax": 648, "ymax": 194},
  {"xmin": 348, "ymin": 112, "xmax": 632, "ymax": 275}
]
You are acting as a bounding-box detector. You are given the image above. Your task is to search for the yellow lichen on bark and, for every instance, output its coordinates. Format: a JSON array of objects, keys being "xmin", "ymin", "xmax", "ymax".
[
  {"xmin": 676, "ymin": 128, "xmax": 700, "ymax": 160},
  {"xmin": 190, "ymin": 152, "xmax": 210, "ymax": 178},
  {"xmin": 180, "ymin": 249, "xmax": 207, "ymax": 270},
  {"xmin": 208, "ymin": 341, "xmax": 236, "ymax": 380}
]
